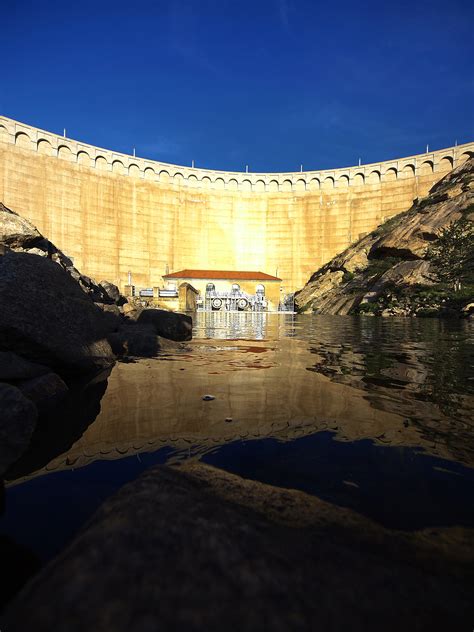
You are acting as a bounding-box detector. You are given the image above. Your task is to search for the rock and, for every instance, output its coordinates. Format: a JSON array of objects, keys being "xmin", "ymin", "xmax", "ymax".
[
  {"xmin": 295, "ymin": 157, "xmax": 474, "ymax": 315},
  {"xmin": 17, "ymin": 372, "xmax": 68, "ymax": 408},
  {"xmin": 370, "ymin": 261, "xmax": 434, "ymax": 296},
  {"xmin": 294, "ymin": 270, "xmax": 344, "ymax": 312},
  {"xmin": 0, "ymin": 203, "xmax": 43, "ymax": 249},
  {"xmin": 4, "ymin": 463, "xmax": 473, "ymax": 632},
  {"xmin": 5, "ymin": 369, "xmax": 111, "ymax": 481},
  {"xmin": 0, "ymin": 383, "xmax": 37, "ymax": 476},
  {"xmin": 0, "ymin": 352, "xmax": 50, "ymax": 381},
  {"xmin": 0, "ymin": 252, "xmax": 116, "ymax": 375},
  {"xmin": 137, "ymin": 309, "xmax": 193, "ymax": 341},
  {"xmin": 0, "ymin": 203, "xmax": 112, "ymax": 304},
  {"xmin": 0, "ymin": 535, "xmax": 41, "ymax": 612},
  {"xmin": 99, "ymin": 280, "xmax": 121, "ymax": 304},
  {"xmin": 95, "ymin": 303, "xmax": 122, "ymax": 317},
  {"xmin": 122, "ymin": 302, "xmax": 136, "ymax": 316},
  {"xmin": 108, "ymin": 323, "xmax": 159, "ymax": 358}
]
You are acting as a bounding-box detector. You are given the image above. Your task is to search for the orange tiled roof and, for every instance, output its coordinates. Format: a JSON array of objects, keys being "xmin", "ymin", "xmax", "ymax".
[{"xmin": 163, "ymin": 269, "xmax": 282, "ymax": 281}]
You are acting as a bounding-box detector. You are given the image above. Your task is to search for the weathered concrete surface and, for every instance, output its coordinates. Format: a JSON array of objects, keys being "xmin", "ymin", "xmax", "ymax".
[
  {"xmin": 1, "ymin": 116, "xmax": 472, "ymax": 293},
  {"xmin": 3, "ymin": 463, "xmax": 473, "ymax": 631},
  {"xmin": 295, "ymin": 157, "xmax": 474, "ymax": 314},
  {"xmin": 0, "ymin": 383, "xmax": 37, "ymax": 476}
]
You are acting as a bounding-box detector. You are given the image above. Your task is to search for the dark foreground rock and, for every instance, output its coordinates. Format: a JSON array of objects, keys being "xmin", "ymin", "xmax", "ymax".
[
  {"xmin": 108, "ymin": 314, "xmax": 193, "ymax": 359},
  {"xmin": 3, "ymin": 463, "xmax": 473, "ymax": 631},
  {"xmin": 0, "ymin": 202, "xmax": 121, "ymax": 305},
  {"xmin": 0, "ymin": 251, "xmax": 116, "ymax": 374},
  {"xmin": 0, "ymin": 352, "xmax": 50, "ymax": 381},
  {"xmin": 0, "ymin": 383, "xmax": 37, "ymax": 476},
  {"xmin": 16, "ymin": 372, "xmax": 69, "ymax": 409}
]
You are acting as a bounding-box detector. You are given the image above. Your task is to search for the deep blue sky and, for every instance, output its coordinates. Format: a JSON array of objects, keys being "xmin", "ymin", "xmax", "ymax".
[{"xmin": 2, "ymin": 0, "xmax": 473, "ymax": 172}]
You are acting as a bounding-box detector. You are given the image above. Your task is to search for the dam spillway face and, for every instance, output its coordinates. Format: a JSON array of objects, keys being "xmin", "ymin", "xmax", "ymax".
[{"xmin": 0, "ymin": 116, "xmax": 473, "ymax": 294}]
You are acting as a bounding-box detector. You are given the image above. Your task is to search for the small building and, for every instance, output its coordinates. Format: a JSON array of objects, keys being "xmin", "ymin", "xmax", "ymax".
[{"xmin": 162, "ymin": 269, "xmax": 282, "ymax": 311}]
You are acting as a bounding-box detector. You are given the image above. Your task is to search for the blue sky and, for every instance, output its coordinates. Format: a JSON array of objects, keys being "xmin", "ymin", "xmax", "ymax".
[{"xmin": 2, "ymin": 0, "xmax": 473, "ymax": 172}]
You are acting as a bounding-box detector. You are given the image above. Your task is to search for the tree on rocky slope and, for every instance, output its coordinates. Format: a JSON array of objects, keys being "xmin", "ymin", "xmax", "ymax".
[{"xmin": 427, "ymin": 217, "xmax": 474, "ymax": 291}]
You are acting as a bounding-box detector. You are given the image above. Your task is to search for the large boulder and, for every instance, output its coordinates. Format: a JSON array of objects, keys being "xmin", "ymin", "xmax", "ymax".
[
  {"xmin": 0, "ymin": 352, "xmax": 50, "ymax": 381},
  {"xmin": 0, "ymin": 203, "xmax": 112, "ymax": 304},
  {"xmin": 0, "ymin": 252, "xmax": 117, "ymax": 375},
  {"xmin": 0, "ymin": 383, "xmax": 37, "ymax": 476},
  {"xmin": 108, "ymin": 323, "xmax": 160, "ymax": 358},
  {"xmin": 17, "ymin": 372, "xmax": 69, "ymax": 409},
  {"xmin": 136, "ymin": 309, "xmax": 192, "ymax": 341},
  {"xmin": 99, "ymin": 280, "xmax": 121, "ymax": 304},
  {"xmin": 3, "ymin": 463, "xmax": 473, "ymax": 631},
  {"xmin": 0, "ymin": 203, "xmax": 43, "ymax": 249}
]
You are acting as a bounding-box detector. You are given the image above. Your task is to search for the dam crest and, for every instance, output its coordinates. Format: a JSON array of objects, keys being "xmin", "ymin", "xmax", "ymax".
[{"xmin": 1, "ymin": 115, "xmax": 473, "ymax": 292}]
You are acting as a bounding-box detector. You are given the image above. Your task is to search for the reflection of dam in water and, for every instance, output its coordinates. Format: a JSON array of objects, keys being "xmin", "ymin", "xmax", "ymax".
[
  {"xmin": 8, "ymin": 313, "xmax": 474, "ymax": 486},
  {"xmin": 8, "ymin": 338, "xmax": 403, "ymax": 485}
]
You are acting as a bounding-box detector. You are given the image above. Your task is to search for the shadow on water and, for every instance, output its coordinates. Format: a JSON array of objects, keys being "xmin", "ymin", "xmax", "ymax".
[
  {"xmin": 202, "ymin": 431, "xmax": 474, "ymax": 530},
  {"xmin": 5, "ymin": 369, "xmax": 112, "ymax": 481}
]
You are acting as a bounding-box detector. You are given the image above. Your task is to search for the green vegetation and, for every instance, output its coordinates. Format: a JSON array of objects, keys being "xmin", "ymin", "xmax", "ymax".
[
  {"xmin": 365, "ymin": 256, "xmax": 404, "ymax": 277},
  {"xmin": 426, "ymin": 217, "xmax": 474, "ymax": 291},
  {"xmin": 356, "ymin": 282, "xmax": 474, "ymax": 317}
]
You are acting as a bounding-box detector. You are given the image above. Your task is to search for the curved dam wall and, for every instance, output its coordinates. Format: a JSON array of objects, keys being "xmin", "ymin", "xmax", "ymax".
[{"xmin": 1, "ymin": 116, "xmax": 473, "ymax": 293}]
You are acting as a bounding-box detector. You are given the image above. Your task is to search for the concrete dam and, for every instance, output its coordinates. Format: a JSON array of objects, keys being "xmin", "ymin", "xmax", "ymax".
[{"xmin": 1, "ymin": 115, "xmax": 473, "ymax": 294}]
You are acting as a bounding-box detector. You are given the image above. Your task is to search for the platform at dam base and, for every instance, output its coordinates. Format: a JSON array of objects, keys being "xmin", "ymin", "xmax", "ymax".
[{"xmin": 1, "ymin": 115, "xmax": 473, "ymax": 294}]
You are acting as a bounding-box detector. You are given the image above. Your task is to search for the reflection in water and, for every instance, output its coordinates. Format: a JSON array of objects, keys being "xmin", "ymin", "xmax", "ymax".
[
  {"xmin": 195, "ymin": 310, "xmax": 283, "ymax": 340},
  {"xmin": 1, "ymin": 314, "xmax": 473, "ymax": 558}
]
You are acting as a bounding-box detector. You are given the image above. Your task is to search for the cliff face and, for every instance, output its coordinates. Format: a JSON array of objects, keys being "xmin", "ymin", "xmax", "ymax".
[{"xmin": 295, "ymin": 158, "xmax": 474, "ymax": 316}]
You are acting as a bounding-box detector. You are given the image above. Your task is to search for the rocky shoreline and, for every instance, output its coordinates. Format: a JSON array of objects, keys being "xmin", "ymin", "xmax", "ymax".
[
  {"xmin": 295, "ymin": 158, "xmax": 474, "ymax": 316},
  {"xmin": 0, "ymin": 202, "xmax": 191, "ymax": 477}
]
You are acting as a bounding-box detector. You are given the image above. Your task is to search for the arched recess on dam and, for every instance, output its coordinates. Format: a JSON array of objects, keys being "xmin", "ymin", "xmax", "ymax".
[{"xmin": 0, "ymin": 116, "xmax": 472, "ymax": 294}]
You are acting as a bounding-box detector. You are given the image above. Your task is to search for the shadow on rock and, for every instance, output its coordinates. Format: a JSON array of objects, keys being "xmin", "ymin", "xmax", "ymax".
[
  {"xmin": 3, "ymin": 462, "xmax": 473, "ymax": 631},
  {"xmin": 5, "ymin": 370, "xmax": 111, "ymax": 481},
  {"xmin": 0, "ymin": 535, "xmax": 41, "ymax": 614}
]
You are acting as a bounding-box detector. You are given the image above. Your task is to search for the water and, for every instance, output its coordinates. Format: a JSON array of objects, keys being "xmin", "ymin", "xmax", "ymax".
[{"xmin": 1, "ymin": 313, "xmax": 474, "ymax": 567}]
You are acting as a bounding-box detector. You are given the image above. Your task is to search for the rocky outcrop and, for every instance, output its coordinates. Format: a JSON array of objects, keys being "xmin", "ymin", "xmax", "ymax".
[
  {"xmin": 0, "ymin": 352, "xmax": 50, "ymax": 381},
  {"xmin": 0, "ymin": 384, "xmax": 37, "ymax": 476},
  {"xmin": 3, "ymin": 462, "xmax": 473, "ymax": 631},
  {"xmin": 0, "ymin": 202, "xmax": 43, "ymax": 249},
  {"xmin": 99, "ymin": 280, "xmax": 122, "ymax": 305},
  {"xmin": 0, "ymin": 204, "xmax": 194, "ymax": 480},
  {"xmin": 136, "ymin": 308, "xmax": 193, "ymax": 341},
  {"xmin": 295, "ymin": 158, "xmax": 474, "ymax": 315},
  {"xmin": 0, "ymin": 203, "xmax": 118, "ymax": 304},
  {"xmin": 0, "ymin": 252, "xmax": 116, "ymax": 374}
]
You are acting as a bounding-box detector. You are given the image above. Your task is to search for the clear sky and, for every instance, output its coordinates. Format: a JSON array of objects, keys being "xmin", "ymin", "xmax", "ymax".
[{"xmin": 2, "ymin": 0, "xmax": 473, "ymax": 172}]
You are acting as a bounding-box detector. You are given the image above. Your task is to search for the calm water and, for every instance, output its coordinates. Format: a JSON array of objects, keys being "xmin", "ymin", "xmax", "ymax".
[{"xmin": 1, "ymin": 313, "xmax": 474, "ymax": 565}]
